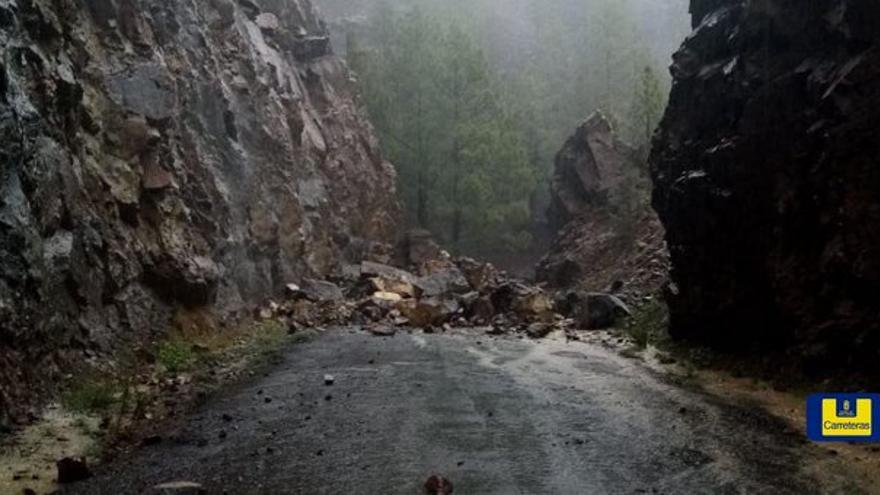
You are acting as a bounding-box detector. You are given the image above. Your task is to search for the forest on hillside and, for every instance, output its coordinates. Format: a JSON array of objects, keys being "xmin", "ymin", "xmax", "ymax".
[{"xmin": 318, "ymin": 0, "xmax": 689, "ymax": 256}]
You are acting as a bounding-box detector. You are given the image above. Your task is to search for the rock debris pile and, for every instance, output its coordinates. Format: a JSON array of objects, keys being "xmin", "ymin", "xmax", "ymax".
[{"xmin": 260, "ymin": 232, "xmax": 632, "ymax": 338}]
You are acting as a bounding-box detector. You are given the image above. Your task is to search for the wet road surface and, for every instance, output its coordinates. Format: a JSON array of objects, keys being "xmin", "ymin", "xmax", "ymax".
[{"xmin": 66, "ymin": 329, "xmax": 831, "ymax": 494}]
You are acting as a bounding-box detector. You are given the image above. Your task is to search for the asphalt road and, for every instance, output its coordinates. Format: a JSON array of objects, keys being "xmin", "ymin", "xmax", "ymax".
[{"xmin": 65, "ymin": 328, "xmax": 834, "ymax": 494}]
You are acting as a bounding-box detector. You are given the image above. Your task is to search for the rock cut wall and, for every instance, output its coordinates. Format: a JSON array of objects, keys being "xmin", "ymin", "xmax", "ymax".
[
  {"xmin": 0, "ymin": 0, "xmax": 399, "ymax": 419},
  {"xmin": 651, "ymin": 0, "xmax": 880, "ymax": 371}
]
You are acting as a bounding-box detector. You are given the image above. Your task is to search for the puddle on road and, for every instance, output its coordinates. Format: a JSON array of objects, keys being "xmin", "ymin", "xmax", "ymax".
[{"xmin": 461, "ymin": 331, "xmax": 880, "ymax": 494}]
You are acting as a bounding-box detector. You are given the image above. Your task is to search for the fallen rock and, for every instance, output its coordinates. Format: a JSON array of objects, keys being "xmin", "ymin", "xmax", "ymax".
[
  {"xmin": 369, "ymin": 277, "xmax": 417, "ymax": 299},
  {"xmin": 490, "ymin": 282, "xmax": 533, "ymax": 313},
  {"xmin": 416, "ymin": 263, "xmax": 471, "ymax": 297},
  {"xmin": 300, "ymin": 278, "xmax": 344, "ymax": 303},
  {"xmin": 372, "ymin": 291, "xmax": 403, "ymax": 304},
  {"xmin": 455, "ymin": 257, "xmax": 500, "ymax": 292},
  {"xmin": 397, "ymin": 297, "xmax": 460, "ymax": 327},
  {"xmin": 369, "ymin": 325, "xmax": 397, "ymax": 337},
  {"xmin": 357, "ymin": 303, "xmax": 385, "ymax": 323},
  {"xmin": 56, "ymin": 457, "xmax": 92, "ymax": 484},
  {"xmin": 152, "ymin": 481, "xmax": 207, "ymax": 494},
  {"xmin": 547, "ymin": 112, "xmax": 637, "ymax": 229},
  {"xmin": 424, "ymin": 474, "xmax": 454, "ymax": 494},
  {"xmin": 324, "ymin": 374, "xmax": 335, "ymax": 386},
  {"xmin": 288, "ymin": 299, "xmax": 319, "ymax": 325},
  {"xmin": 361, "ymin": 261, "xmax": 417, "ymax": 283},
  {"xmin": 561, "ymin": 291, "xmax": 631, "ymax": 330},
  {"xmin": 361, "ymin": 261, "xmax": 419, "ymax": 299},
  {"xmin": 513, "ymin": 291, "xmax": 555, "ymax": 322},
  {"xmin": 526, "ymin": 322, "xmax": 554, "ymax": 339},
  {"xmin": 399, "ymin": 229, "xmax": 443, "ymax": 266},
  {"xmin": 466, "ymin": 295, "xmax": 495, "ymax": 324}
]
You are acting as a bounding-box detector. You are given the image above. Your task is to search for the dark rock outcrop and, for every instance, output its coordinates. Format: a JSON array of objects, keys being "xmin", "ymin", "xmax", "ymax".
[
  {"xmin": 651, "ymin": 0, "xmax": 880, "ymax": 370},
  {"xmin": 0, "ymin": 0, "xmax": 399, "ymax": 419}
]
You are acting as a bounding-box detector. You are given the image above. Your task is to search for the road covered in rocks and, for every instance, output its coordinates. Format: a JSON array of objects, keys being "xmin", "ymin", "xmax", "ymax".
[{"xmin": 65, "ymin": 328, "xmax": 844, "ymax": 495}]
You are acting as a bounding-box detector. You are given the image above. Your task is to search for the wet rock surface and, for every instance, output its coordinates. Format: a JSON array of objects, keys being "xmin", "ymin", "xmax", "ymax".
[
  {"xmin": 0, "ymin": 0, "xmax": 399, "ymax": 418},
  {"xmin": 63, "ymin": 330, "xmax": 830, "ymax": 494},
  {"xmin": 651, "ymin": 0, "xmax": 880, "ymax": 370}
]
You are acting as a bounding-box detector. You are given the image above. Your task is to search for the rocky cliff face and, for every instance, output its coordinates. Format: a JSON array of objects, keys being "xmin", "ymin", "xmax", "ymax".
[
  {"xmin": 651, "ymin": 0, "xmax": 880, "ymax": 371},
  {"xmin": 0, "ymin": 0, "xmax": 399, "ymax": 419},
  {"xmin": 539, "ymin": 113, "xmax": 669, "ymax": 300}
]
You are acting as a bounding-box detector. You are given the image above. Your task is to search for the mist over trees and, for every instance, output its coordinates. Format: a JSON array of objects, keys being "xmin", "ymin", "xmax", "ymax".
[{"xmin": 317, "ymin": 0, "xmax": 689, "ymax": 256}]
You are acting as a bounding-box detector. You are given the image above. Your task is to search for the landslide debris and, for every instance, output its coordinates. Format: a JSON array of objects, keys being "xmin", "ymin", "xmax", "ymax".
[{"xmin": 261, "ymin": 231, "xmax": 633, "ymax": 338}]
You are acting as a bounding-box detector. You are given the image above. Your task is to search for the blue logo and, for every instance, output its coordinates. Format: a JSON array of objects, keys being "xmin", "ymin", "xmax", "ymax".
[{"xmin": 806, "ymin": 393, "xmax": 880, "ymax": 442}]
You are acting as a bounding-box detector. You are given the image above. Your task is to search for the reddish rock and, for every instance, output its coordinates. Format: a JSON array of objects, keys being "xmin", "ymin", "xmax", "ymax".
[{"xmin": 424, "ymin": 475, "xmax": 454, "ymax": 494}]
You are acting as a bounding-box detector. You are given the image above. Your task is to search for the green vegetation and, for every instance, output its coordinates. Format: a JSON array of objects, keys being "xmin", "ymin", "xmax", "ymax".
[
  {"xmin": 347, "ymin": 0, "xmax": 683, "ymax": 256},
  {"xmin": 157, "ymin": 340, "xmax": 197, "ymax": 373},
  {"xmin": 625, "ymin": 298, "xmax": 670, "ymax": 350},
  {"xmin": 351, "ymin": 8, "xmax": 535, "ymax": 254},
  {"xmin": 53, "ymin": 317, "xmax": 294, "ymax": 463},
  {"xmin": 62, "ymin": 379, "xmax": 121, "ymax": 415},
  {"xmin": 245, "ymin": 320, "xmax": 289, "ymax": 364},
  {"xmin": 630, "ymin": 66, "xmax": 666, "ymax": 157}
]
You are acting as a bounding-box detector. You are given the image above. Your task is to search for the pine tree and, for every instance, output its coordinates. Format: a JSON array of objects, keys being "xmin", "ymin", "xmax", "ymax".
[{"xmin": 631, "ymin": 65, "xmax": 665, "ymax": 154}]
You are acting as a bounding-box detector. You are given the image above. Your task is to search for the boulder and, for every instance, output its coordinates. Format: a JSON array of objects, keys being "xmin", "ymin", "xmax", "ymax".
[
  {"xmin": 372, "ymin": 291, "xmax": 402, "ymax": 304},
  {"xmin": 368, "ymin": 325, "xmax": 397, "ymax": 337},
  {"xmin": 547, "ymin": 112, "xmax": 638, "ymax": 229},
  {"xmin": 513, "ymin": 291, "xmax": 555, "ymax": 322},
  {"xmin": 424, "ymin": 475, "xmax": 454, "ymax": 495},
  {"xmin": 361, "ymin": 261, "xmax": 419, "ymax": 299},
  {"xmin": 467, "ymin": 295, "xmax": 496, "ymax": 324},
  {"xmin": 560, "ymin": 291, "xmax": 631, "ymax": 330},
  {"xmin": 369, "ymin": 276, "xmax": 417, "ymax": 299},
  {"xmin": 396, "ymin": 297, "xmax": 460, "ymax": 327},
  {"xmin": 56, "ymin": 457, "xmax": 92, "ymax": 484},
  {"xmin": 489, "ymin": 282, "xmax": 533, "ymax": 313},
  {"xmin": 300, "ymin": 278, "xmax": 344, "ymax": 303},
  {"xmin": 288, "ymin": 299, "xmax": 319, "ymax": 325},
  {"xmin": 526, "ymin": 322, "xmax": 554, "ymax": 339},
  {"xmin": 416, "ymin": 263, "xmax": 471, "ymax": 297},
  {"xmin": 455, "ymin": 257, "xmax": 499, "ymax": 292},
  {"xmin": 398, "ymin": 229, "xmax": 442, "ymax": 266},
  {"xmin": 357, "ymin": 291, "xmax": 403, "ymax": 321},
  {"xmin": 290, "ymin": 36, "xmax": 332, "ymax": 61}
]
